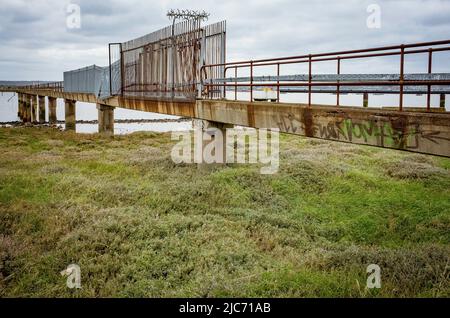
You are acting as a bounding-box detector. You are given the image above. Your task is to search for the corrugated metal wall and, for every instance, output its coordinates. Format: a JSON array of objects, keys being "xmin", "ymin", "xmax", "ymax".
[
  {"xmin": 63, "ymin": 65, "xmax": 103, "ymax": 96},
  {"xmin": 63, "ymin": 65, "xmax": 115, "ymax": 98}
]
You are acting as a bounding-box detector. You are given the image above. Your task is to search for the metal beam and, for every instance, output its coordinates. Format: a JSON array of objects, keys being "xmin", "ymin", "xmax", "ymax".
[
  {"xmin": 207, "ymin": 73, "xmax": 450, "ymax": 94},
  {"xmin": 210, "ymin": 73, "xmax": 450, "ymax": 83}
]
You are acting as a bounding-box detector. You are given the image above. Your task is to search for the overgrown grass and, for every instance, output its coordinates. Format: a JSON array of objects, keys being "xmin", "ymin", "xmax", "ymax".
[{"xmin": 0, "ymin": 126, "xmax": 449, "ymax": 297}]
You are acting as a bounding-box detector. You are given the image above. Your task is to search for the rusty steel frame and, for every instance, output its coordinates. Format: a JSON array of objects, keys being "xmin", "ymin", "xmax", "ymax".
[
  {"xmin": 108, "ymin": 42, "xmax": 122, "ymax": 96},
  {"xmin": 117, "ymin": 20, "xmax": 226, "ymax": 101},
  {"xmin": 201, "ymin": 39, "xmax": 450, "ymax": 111}
]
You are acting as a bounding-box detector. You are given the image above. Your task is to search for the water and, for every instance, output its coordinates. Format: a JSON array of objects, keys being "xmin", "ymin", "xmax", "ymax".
[
  {"xmin": 73, "ymin": 122, "xmax": 192, "ymax": 135},
  {"xmin": 0, "ymin": 92, "xmax": 191, "ymax": 134}
]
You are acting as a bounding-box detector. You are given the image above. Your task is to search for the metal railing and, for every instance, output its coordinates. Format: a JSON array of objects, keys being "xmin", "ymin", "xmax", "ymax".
[
  {"xmin": 201, "ymin": 39, "xmax": 450, "ymax": 111},
  {"xmin": 20, "ymin": 81, "xmax": 64, "ymax": 92}
]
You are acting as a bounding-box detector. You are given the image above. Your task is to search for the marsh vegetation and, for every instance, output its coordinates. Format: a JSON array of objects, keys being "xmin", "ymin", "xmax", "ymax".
[{"xmin": 0, "ymin": 127, "xmax": 449, "ymax": 297}]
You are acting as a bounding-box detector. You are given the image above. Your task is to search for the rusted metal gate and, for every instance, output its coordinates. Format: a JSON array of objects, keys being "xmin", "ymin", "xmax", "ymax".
[{"xmin": 109, "ymin": 20, "xmax": 226, "ymax": 101}]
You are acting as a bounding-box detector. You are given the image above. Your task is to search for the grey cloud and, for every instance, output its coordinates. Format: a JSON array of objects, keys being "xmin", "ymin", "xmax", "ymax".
[{"xmin": 0, "ymin": 0, "xmax": 449, "ymax": 80}]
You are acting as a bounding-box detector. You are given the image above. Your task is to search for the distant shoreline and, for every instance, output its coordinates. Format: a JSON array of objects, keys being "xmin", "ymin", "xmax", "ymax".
[{"xmin": 0, "ymin": 117, "xmax": 192, "ymax": 126}]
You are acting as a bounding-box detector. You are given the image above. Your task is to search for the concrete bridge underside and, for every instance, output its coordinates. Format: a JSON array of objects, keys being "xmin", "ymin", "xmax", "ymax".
[{"xmin": 10, "ymin": 88, "xmax": 450, "ymax": 157}]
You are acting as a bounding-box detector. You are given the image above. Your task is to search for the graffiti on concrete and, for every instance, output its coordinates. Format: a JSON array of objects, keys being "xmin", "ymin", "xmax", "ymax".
[
  {"xmin": 276, "ymin": 112, "xmax": 302, "ymax": 134},
  {"xmin": 274, "ymin": 111, "xmax": 450, "ymax": 150}
]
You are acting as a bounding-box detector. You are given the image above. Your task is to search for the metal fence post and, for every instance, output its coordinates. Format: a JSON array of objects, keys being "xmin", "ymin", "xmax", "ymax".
[{"xmin": 399, "ymin": 45, "xmax": 405, "ymax": 111}]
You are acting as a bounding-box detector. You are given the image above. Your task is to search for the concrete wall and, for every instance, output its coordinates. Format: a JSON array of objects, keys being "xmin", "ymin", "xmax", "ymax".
[{"xmin": 196, "ymin": 100, "xmax": 450, "ymax": 157}]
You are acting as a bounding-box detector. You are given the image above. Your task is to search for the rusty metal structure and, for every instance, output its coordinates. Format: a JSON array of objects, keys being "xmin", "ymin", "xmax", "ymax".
[
  {"xmin": 6, "ymin": 15, "xmax": 450, "ymax": 157},
  {"xmin": 109, "ymin": 19, "xmax": 226, "ymax": 101},
  {"xmin": 201, "ymin": 39, "xmax": 450, "ymax": 111},
  {"xmin": 20, "ymin": 21, "xmax": 449, "ymax": 113},
  {"xmin": 7, "ymin": 33, "xmax": 450, "ymax": 158},
  {"xmin": 22, "ymin": 81, "xmax": 64, "ymax": 92}
]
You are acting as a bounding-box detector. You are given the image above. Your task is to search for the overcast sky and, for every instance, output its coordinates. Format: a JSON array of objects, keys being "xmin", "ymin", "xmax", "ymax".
[{"xmin": 1, "ymin": 0, "xmax": 450, "ymax": 80}]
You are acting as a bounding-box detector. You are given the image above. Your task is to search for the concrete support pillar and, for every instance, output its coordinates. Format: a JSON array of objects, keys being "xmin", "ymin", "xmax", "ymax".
[
  {"xmin": 196, "ymin": 120, "xmax": 234, "ymax": 168},
  {"xmin": 97, "ymin": 103, "xmax": 115, "ymax": 136},
  {"xmin": 440, "ymin": 94, "xmax": 446, "ymax": 109},
  {"xmin": 48, "ymin": 97, "xmax": 57, "ymax": 125},
  {"xmin": 26, "ymin": 95, "xmax": 31, "ymax": 122},
  {"xmin": 363, "ymin": 92, "xmax": 369, "ymax": 108},
  {"xmin": 21, "ymin": 94, "xmax": 26, "ymax": 121},
  {"xmin": 29, "ymin": 95, "xmax": 34, "ymax": 123},
  {"xmin": 30, "ymin": 96, "xmax": 34, "ymax": 122},
  {"xmin": 17, "ymin": 93, "xmax": 23, "ymax": 120},
  {"xmin": 33, "ymin": 95, "xmax": 39, "ymax": 123},
  {"xmin": 20, "ymin": 94, "xmax": 26, "ymax": 120},
  {"xmin": 38, "ymin": 95, "xmax": 46, "ymax": 124},
  {"xmin": 64, "ymin": 99, "xmax": 76, "ymax": 131},
  {"xmin": 24, "ymin": 95, "xmax": 32, "ymax": 123}
]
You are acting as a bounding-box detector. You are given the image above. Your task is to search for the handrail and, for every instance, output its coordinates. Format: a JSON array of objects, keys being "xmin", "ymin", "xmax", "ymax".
[
  {"xmin": 200, "ymin": 39, "xmax": 450, "ymax": 111},
  {"xmin": 18, "ymin": 81, "xmax": 64, "ymax": 92}
]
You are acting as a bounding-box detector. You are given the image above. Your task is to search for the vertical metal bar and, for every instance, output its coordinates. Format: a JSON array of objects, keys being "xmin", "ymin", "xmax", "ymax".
[
  {"xmin": 363, "ymin": 92, "xmax": 369, "ymax": 107},
  {"xmin": 120, "ymin": 43, "xmax": 124, "ymax": 97},
  {"xmin": 222, "ymin": 27, "xmax": 226, "ymax": 99},
  {"xmin": 250, "ymin": 61, "xmax": 253, "ymax": 102},
  {"xmin": 235, "ymin": 67, "xmax": 237, "ymax": 101},
  {"xmin": 171, "ymin": 18, "xmax": 176, "ymax": 100},
  {"xmin": 336, "ymin": 57, "xmax": 340, "ymax": 107},
  {"xmin": 277, "ymin": 63, "xmax": 280, "ymax": 102},
  {"xmin": 308, "ymin": 54, "xmax": 312, "ymax": 107},
  {"xmin": 399, "ymin": 45, "xmax": 405, "ymax": 111},
  {"xmin": 427, "ymin": 48, "xmax": 432, "ymax": 112}
]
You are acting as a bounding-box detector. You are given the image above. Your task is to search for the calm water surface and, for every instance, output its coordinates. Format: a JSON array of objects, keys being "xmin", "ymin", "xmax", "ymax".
[{"xmin": 0, "ymin": 92, "xmax": 191, "ymax": 134}]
